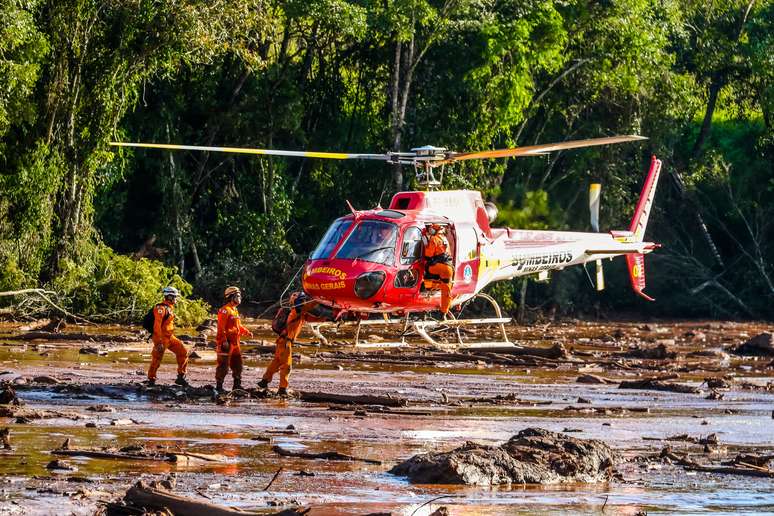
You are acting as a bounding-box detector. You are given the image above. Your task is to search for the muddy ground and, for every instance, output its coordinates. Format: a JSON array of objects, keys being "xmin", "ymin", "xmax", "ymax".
[{"xmin": 0, "ymin": 318, "xmax": 773, "ymax": 515}]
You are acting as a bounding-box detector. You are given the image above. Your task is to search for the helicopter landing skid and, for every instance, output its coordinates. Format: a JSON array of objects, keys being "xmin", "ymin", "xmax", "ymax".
[{"xmin": 308, "ymin": 293, "xmax": 513, "ymax": 349}]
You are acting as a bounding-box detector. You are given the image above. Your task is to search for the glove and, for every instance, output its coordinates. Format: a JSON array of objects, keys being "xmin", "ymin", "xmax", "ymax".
[
  {"xmin": 153, "ymin": 342, "xmax": 164, "ymax": 354},
  {"xmin": 221, "ymin": 342, "xmax": 231, "ymax": 354}
]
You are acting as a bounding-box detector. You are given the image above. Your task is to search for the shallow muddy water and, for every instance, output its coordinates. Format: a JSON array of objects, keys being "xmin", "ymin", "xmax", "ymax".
[{"xmin": 1, "ymin": 319, "xmax": 773, "ymax": 515}]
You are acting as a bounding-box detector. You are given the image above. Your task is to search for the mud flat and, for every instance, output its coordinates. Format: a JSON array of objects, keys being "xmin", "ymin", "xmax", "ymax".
[{"xmin": 1, "ymin": 319, "xmax": 773, "ymax": 515}]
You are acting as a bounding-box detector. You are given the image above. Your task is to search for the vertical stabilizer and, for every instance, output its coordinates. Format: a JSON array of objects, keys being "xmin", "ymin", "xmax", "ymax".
[
  {"xmin": 626, "ymin": 156, "xmax": 662, "ymax": 301},
  {"xmin": 629, "ymin": 156, "xmax": 662, "ymax": 241}
]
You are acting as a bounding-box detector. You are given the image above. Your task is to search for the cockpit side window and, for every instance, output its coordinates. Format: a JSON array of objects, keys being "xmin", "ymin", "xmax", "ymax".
[
  {"xmin": 335, "ymin": 220, "xmax": 397, "ymax": 265},
  {"xmin": 310, "ymin": 219, "xmax": 352, "ymax": 260},
  {"xmin": 400, "ymin": 227, "xmax": 423, "ymax": 265}
]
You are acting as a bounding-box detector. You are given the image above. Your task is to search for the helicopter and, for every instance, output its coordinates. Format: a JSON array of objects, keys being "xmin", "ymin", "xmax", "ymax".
[{"xmin": 110, "ymin": 135, "xmax": 662, "ymax": 347}]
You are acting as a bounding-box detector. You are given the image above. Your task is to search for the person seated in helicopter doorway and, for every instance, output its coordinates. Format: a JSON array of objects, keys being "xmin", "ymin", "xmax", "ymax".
[
  {"xmin": 215, "ymin": 286, "xmax": 253, "ymax": 393},
  {"xmin": 423, "ymin": 223, "xmax": 454, "ymax": 317}
]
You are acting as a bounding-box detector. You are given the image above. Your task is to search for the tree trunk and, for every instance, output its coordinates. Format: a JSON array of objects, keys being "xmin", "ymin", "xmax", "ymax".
[{"xmin": 692, "ymin": 78, "xmax": 722, "ymax": 158}]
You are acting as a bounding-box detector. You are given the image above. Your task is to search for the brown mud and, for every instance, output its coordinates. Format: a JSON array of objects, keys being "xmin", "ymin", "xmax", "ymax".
[{"xmin": 0, "ymin": 318, "xmax": 773, "ymax": 515}]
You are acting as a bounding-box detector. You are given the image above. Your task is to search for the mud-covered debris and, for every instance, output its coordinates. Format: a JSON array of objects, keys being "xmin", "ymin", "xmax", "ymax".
[
  {"xmin": 298, "ymin": 390, "xmax": 407, "ymax": 407},
  {"xmin": 0, "ymin": 382, "xmax": 19, "ymax": 405},
  {"xmin": 706, "ymin": 390, "xmax": 724, "ymax": 400},
  {"xmin": 576, "ymin": 374, "xmax": 615, "ymax": 384},
  {"xmin": 0, "ymin": 406, "xmax": 82, "ymax": 420},
  {"xmin": 79, "ymin": 346, "xmax": 100, "ymax": 355},
  {"xmin": 390, "ymin": 428, "xmax": 618, "ymax": 485},
  {"xmin": 196, "ymin": 318, "xmax": 217, "ymax": 335},
  {"xmin": 273, "ymin": 445, "xmax": 381, "ymax": 465},
  {"xmin": 32, "ymin": 375, "xmax": 61, "ymax": 384},
  {"xmin": 705, "ymin": 377, "xmax": 733, "ymax": 389},
  {"xmin": 577, "ymin": 397, "xmax": 591, "ymax": 404},
  {"xmin": 86, "ymin": 404, "xmax": 115, "ymax": 413},
  {"xmin": 622, "ymin": 343, "xmax": 676, "ymax": 359},
  {"xmin": 46, "ymin": 459, "xmax": 75, "ymax": 471},
  {"xmin": 107, "ymin": 480, "xmax": 268, "ymax": 515},
  {"xmin": 619, "ymin": 377, "xmax": 701, "ymax": 394},
  {"xmin": 733, "ymin": 332, "xmax": 774, "ymax": 356}
]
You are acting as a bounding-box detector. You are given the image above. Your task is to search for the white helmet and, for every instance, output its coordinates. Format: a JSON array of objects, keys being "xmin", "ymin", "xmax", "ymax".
[{"xmin": 162, "ymin": 286, "xmax": 181, "ymax": 298}]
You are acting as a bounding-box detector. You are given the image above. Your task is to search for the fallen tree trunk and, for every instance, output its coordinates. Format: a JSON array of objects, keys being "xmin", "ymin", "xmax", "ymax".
[
  {"xmin": 272, "ymin": 445, "xmax": 382, "ymax": 465},
  {"xmin": 297, "ymin": 391, "xmax": 407, "ymax": 407},
  {"xmin": 115, "ymin": 481, "xmax": 264, "ymax": 515}
]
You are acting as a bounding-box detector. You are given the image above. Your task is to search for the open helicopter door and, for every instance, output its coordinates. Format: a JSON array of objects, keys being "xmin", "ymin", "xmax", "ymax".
[
  {"xmin": 412, "ymin": 221, "xmax": 512, "ymax": 349},
  {"xmin": 452, "ymin": 222, "xmax": 480, "ymax": 297}
]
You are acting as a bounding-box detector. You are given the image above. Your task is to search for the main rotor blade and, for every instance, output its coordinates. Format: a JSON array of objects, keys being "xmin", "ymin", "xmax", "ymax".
[
  {"xmin": 109, "ymin": 142, "xmax": 391, "ymax": 161},
  {"xmin": 434, "ymin": 135, "xmax": 647, "ymax": 166}
]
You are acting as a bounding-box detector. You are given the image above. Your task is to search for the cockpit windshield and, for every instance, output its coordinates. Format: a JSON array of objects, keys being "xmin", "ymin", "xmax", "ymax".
[
  {"xmin": 335, "ymin": 220, "xmax": 397, "ymax": 265},
  {"xmin": 310, "ymin": 219, "xmax": 352, "ymax": 260}
]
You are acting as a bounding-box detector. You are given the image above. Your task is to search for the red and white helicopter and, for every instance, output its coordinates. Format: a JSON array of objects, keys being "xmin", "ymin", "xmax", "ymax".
[{"xmin": 111, "ymin": 135, "xmax": 662, "ymax": 347}]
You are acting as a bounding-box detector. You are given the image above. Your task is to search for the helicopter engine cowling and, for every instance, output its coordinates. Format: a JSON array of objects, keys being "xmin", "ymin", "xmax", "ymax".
[{"xmin": 484, "ymin": 202, "xmax": 498, "ymax": 224}]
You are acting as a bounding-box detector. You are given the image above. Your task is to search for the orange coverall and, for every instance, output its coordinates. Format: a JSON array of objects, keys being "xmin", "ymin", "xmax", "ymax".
[
  {"xmin": 215, "ymin": 303, "xmax": 252, "ymax": 384},
  {"xmin": 262, "ymin": 294, "xmax": 321, "ymax": 389},
  {"xmin": 424, "ymin": 232, "xmax": 454, "ymax": 314},
  {"xmin": 148, "ymin": 300, "xmax": 188, "ymax": 381}
]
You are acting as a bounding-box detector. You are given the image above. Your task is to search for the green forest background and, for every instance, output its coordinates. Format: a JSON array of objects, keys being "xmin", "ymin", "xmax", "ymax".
[{"xmin": 0, "ymin": 0, "xmax": 771, "ymax": 324}]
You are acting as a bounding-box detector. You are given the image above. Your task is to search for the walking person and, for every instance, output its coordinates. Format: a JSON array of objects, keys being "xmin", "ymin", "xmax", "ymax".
[
  {"xmin": 215, "ymin": 286, "xmax": 252, "ymax": 393},
  {"xmin": 258, "ymin": 292, "xmax": 321, "ymax": 396},
  {"xmin": 147, "ymin": 286, "xmax": 190, "ymax": 387}
]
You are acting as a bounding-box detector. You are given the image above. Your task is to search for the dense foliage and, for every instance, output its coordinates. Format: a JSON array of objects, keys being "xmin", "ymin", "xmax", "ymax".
[{"xmin": 0, "ymin": 0, "xmax": 771, "ymax": 322}]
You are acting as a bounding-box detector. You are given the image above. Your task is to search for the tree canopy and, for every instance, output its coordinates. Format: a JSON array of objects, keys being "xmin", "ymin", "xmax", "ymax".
[{"xmin": 0, "ymin": 0, "xmax": 772, "ymax": 322}]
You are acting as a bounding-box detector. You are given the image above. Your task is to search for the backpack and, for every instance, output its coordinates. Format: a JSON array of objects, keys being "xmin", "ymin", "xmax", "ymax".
[
  {"xmin": 141, "ymin": 304, "xmax": 169, "ymax": 336},
  {"xmin": 271, "ymin": 306, "xmax": 291, "ymax": 335}
]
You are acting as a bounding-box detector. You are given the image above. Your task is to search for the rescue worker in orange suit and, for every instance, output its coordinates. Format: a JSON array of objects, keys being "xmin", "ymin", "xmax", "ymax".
[
  {"xmin": 215, "ymin": 286, "xmax": 253, "ymax": 393},
  {"xmin": 423, "ymin": 223, "xmax": 454, "ymax": 316},
  {"xmin": 258, "ymin": 292, "xmax": 324, "ymax": 396},
  {"xmin": 147, "ymin": 286, "xmax": 190, "ymax": 387}
]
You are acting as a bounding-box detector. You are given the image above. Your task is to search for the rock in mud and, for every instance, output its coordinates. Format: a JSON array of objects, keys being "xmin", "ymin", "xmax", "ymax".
[
  {"xmin": 390, "ymin": 428, "xmax": 618, "ymax": 486},
  {"xmin": 733, "ymin": 332, "xmax": 774, "ymax": 356}
]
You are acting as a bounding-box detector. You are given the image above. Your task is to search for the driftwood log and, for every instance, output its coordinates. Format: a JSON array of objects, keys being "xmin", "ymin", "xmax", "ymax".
[
  {"xmin": 297, "ymin": 391, "xmax": 407, "ymax": 407},
  {"xmin": 114, "ymin": 481, "xmax": 263, "ymax": 515},
  {"xmin": 662, "ymin": 448, "xmax": 774, "ymax": 478},
  {"xmin": 52, "ymin": 440, "xmax": 225, "ymax": 464},
  {"xmin": 272, "ymin": 445, "xmax": 382, "ymax": 465}
]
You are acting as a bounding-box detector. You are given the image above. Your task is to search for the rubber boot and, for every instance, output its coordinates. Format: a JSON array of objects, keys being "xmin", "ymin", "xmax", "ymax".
[
  {"xmin": 174, "ymin": 374, "xmax": 190, "ymax": 388},
  {"xmin": 144, "ymin": 378, "xmax": 156, "ymax": 386},
  {"xmin": 216, "ymin": 381, "xmax": 228, "ymax": 394},
  {"xmin": 277, "ymin": 387, "xmax": 288, "ymax": 397},
  {"xmin": 233, "ymin": 378, "xmax": 242, "ymax": 391},
  {"xmin": 257, "ymin": 379, "xmax": 269, "ymax": 389}
]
